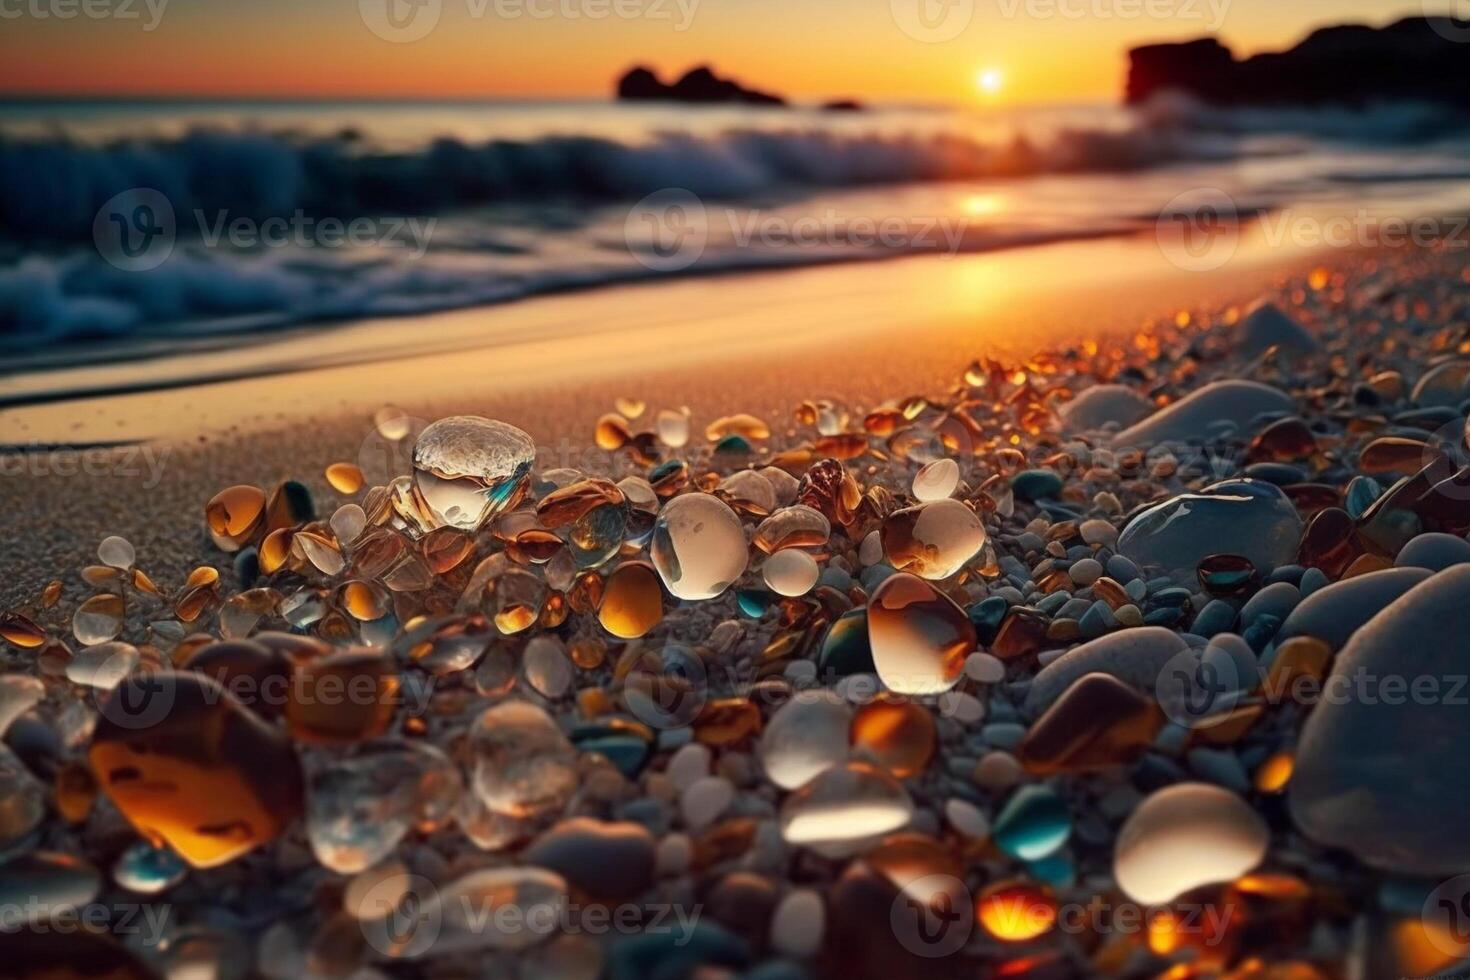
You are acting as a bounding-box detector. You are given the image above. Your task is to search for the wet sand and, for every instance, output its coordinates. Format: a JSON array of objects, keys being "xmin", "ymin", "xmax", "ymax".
[{"xmin": 0, "ymin": 231, "xmax": 1339, "ymax": 609}]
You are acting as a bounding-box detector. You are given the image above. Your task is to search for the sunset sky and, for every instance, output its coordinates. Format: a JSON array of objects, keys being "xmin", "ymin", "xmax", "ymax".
[{"xmin": 0, "ymin": 0, "xmax": 1454, "ymax": 104}]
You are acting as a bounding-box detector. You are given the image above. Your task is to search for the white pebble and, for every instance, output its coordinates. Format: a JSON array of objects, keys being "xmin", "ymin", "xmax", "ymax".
[
  {"xmin": 770, "ymin": 888, "xmax": 825, "ymax": 958},
  {"xmin": 972, "ymin": 751, "xmax": 1023, "ymax": 791},
  {"xmin": 98, "ymin": 535, "xmax": 135, "ymax": 570},
  {"xmin": 667, "ymin": 743, "xmax": 711, "ymax": 791},
  {"xmin": 859, "ymin": 531, "xmax": 884, "ymax": 567},
  {"xmin": 964, "ymin": 652, "xmax": 1005, "ymax": 684},
  {"xmin": 680, "ymin": 776, "xmax": 734, "ymax": 829},
  {"xmin": 944, "ymin": 798, "xmax": 990, "ymax": 840},
  {"xmin": 912, "ymin": 458, "xmax": 960, "ymax": 501},
  {"xmin": 655, "ymin": 834, "xmax": 692, "ymax": 876},
  {"xmin": 1069, "ymin": 558, "xmax": 1103, "ymax": 587}
]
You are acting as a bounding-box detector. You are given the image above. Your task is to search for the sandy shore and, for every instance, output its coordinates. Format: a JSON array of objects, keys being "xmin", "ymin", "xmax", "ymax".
[{"xmin": 1, "ymin": 232, "xmax": 1351, "ymax": 610}]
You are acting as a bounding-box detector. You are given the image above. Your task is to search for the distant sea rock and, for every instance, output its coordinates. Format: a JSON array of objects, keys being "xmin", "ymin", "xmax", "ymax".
[
  {"xmin": 616, "ymin": 65, "xmax": 787, "ymax": 106},
  {"xmin": 1126, "ymin": 17, "xmax": 1470, "ymax": 108}
]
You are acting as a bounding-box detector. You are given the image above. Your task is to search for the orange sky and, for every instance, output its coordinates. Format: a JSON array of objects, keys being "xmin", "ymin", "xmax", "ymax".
[{"xmin": 0, "ymin": 0, "xmax": 1450, "ymax": 104}]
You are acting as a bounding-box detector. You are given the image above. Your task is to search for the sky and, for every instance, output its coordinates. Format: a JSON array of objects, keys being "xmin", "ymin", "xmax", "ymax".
[{"xmin": 0, "ymin": 0, "xmax": 1456, "ymax": 104}]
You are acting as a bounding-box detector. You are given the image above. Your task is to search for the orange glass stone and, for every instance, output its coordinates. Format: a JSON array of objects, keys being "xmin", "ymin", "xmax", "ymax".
[
  {"xmin": 1247, "ymin": 418, "xmax": 1317, "ymax": 462},
  {"xmin": 1295, "ymin": 507, "xmax": 1360, "ymax": 579},
  {"xmin": 851, "ymin": 698, "xmax": 937, "ymax": 778},
  {"xmin": 537, "ymin": 478, "xmax": 624, "ymax": 528},
  {"xmin": 598, "ymin": 561, "xmax": 664, "ymax": 639},
  {"xmin": 693, "ymin": 698, "xmax": 762, "ymax": 747},
  {"xmin": 89, "ymin": 671, "xmax": 305, "ymax": 867},
  {"xmin": 285, "ymin": 650, "xmax": 399, "ymax": 744},
  {"xmin": 1360, "ymin": 437, "xmax": 1437, "ymax": 475},
  {"xmin": 976, "ymin": 879, "xmax": 1057, "ymax": 942},
  {"xmin": 205, "ymin": 484, "xmax": 267, "ymax": 551},
  {"xmin": 1260, "ymin": 636, "xmax": 1331, "ymax": 703},
  {"xmin": 0, "ymin": 612, "xmax": 46, "ymax": 648},
  {"xmin": 325, "ymin": 462, "xmax": 365, "ymax": 494},
  {"xmin": 54, "ymin": 760, "xmax": 98, "ymax": 824},
  {"xmin": 1017, "ymin": 672, "xmax": 1163, "ymax": 774},
  {"xmin": 991, "ymin": 606, "xmax": 1050, "ymax": 661}
]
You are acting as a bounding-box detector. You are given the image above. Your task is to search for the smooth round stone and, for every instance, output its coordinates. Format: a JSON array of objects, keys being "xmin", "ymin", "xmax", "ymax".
[
  {"xmin": 1236, "ymin": 300, "xmax": 1318, "ymax": 358},
  {"xmin": 113, "ymin": 841, "xmax": 187, "ymax": 894},
  {"xmin": 1112, "ymin": 380, "xmax": 1293, "ymax": 448},
  {"xmin": 1277, "ymin": 567, "xmax": 1432, "ymax": 650},
  {"xmin": 470, "ymin": 702, "xmax": 578, "ymax": 821},
  {"xmin": 1114, "ymin": 783, "xmax": 1268, "ymax": 904},
  {"xmin": 1395, "ymin": 532, "xmax": 1470, "ymax": 571},
  {"xmin": 1012, "ymin": 469, "xmax": 1063, "ymax": 502},
  {"xmin": 307, "ymin": 744, "xmax": 455, "ymax": 874},
  {"xmin": 944, "ymin": 798, "xmax": 990, "ymax": 839},
  {"xmin": 992, "ymin": 784, "xmax": 1070, "ymax": 861},
  {"xmin": 681, "ymin": 776, "xmax": 735, "ymax": 829},
  {"xmin": 0, "ymin": 676, "xmax": 44, "ymax": 737},
  {"xmin": 1291, "ymin": 566, "xmax": 1470, "ymax": 874},
  {"xmin": 98, "ymin": 534, "xmax": 136, "ymax": 570},
  {"xmin": 1117, "ymin": 479, "xmax": 1303, "ymax": 585},
  {"xmin": 763, "ymin": 550, "xmax": 820, "ymax": 597},
  {"xmin": 1022, "ymin": 626, "xmax": 1190, "ymax": 717},
  {"xmin": 912, "ymin": 458, "xmax": 960, "ymax": 501},
  {"xmin": 0, "ymin": 852, "xmax": 102, "ymax": 922},
  {"xmin": 0, "ymin": 746, "xmax": 45, "ymax": 846},
  {"xmin": 770, "ymin": 888, "xmax": 824, "ymax": 958},
  {"xmin": 426, "ymin": 867, "xmax": 569, "ymax": 954},
  {"xmin": 851, "ymin": 699, "xmax": 936, "ymax": 778},
  {"xmin": 651, "ymin": 493, "xmax": 748, "ymax": 600},
  {"xmin": 667, "ymin": 742, "xmax": 711, "ymax": 790},
  {"xmin": 1018, "ymin": 672, "xmax": 1164, "ymax": 774},
  {"xmin": 523, "ymin": 637, "xmax": 573, "ymax": 699},
  {"xmin": 1069, "ymin": 558, "xmax": 1103, "ymax": 587},
  {"xmin": 880, "ymin": 499, "xmax": 986, "ymax": 580},
  {"xmin": 1080, "ymin": 519, "xmax": 1118, "ymax": 548},
  {"xmin": 778, "ymin": 762, "xmax": 913, "ymax": 846},
  {"xmin": 1239, "ymin": 581, "xmax": 1300, "ymax": 631},
  {"xmin": 867, "ymin": 573, "xmax": 975, "ymax": 695},
  {"xmin": 1191, "ymin": 598, "xmax": 1238, "ymax": 637},
  {"xmin": 964, "ymin": 651, "xmax": 1005, "ymax": 683},
  {"xmin": 411, "ymin": 416, "xmax": 535, "ymax": 531},
  {"xmin": 1411, "ymin": 359, "xmax": 1470, "ymax": 408},
  {"xmin": 972, "ymin": 751, "xmax": 1024, "ymax": 791},
  {"xmin": 523, "ymin": 818, "xmax": 656, "ymax": 902},
  {"xmin": 1059, "ymin": 384, "xmax": 1151, "ymax": 432},
  {"xmin": 759, "ymin": 691, "xmax": 852, "ymax": 790}
]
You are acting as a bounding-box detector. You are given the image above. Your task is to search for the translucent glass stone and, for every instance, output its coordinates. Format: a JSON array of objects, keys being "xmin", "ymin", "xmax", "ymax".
[
  {"xmin": 656, "ymin": 408, "xmax": 691, "ymax": 448},
  {"xmin": 1117, "ymin": 479, "xmax": 1304, "ymax": 584},
  {"xmin": 523, "ymin": 636, "xmax": 573, "ymax": 699},
  {"xmin": 325, "ymin": 462, "xmax": 365, "ymax": 494},
  {"xmin": 64, "ymin": 640, "xmax": 139, "ymax": 689},
  {"xmin": 113, "ymin": 841, "xmax": 187, "ymax": 894},
  {"xmin": 373, "ymin": 405, "xmax": 413, "ymax": 441},
  {"xmin": 778, "ymin": 761, "xmax": 913, "ymax": 846},
  {"xmin": 992, "ymin": 784, "xmax": 1071, "ymax": 861},
  {"xmin": 880, "ymin": 499, "xmax": 986, "ymax": 580},
  {"xmin": 411, "ymin": 416, "xmax": 536, "ymax": 531},
  {"xmin": 423, "ymin": 867, "xmax": 569, "ymax": 954},
  {"xmin": 330, "ymin": 504, "xmax": 368, "ymax": 545},
  {"xmin": 0, "ymin": 675, "xmax": 45, "ymax": 737},
  {"xmin": 850, "ymin": 698, "xmax": 936, "ymax": 778},
  {"xmin": 205, "ymin": 484, "xmax": 267, "ymax": 552},
  {"xmin": 867, "ymin": 573, "xmax": 974, "ymax": 695},
  {"xmin": 470, "ymin": 701, "xmax": 578, "ymax": 821},
  {"xmin": 976, "ymin": 880, "xmax": 1056, "ymax": 942},
  {"xmin": 0, "ymin": 851, "xmax": 101, "ymax": 921},
  {"xmin": 753, "ymin": 505, "xmax": 831, "ymax": 555},
  {"xmin": 0, "ymin": 746, "xmax": 46, "ymax": 847},
  {"xmin": 98, "ymin": 535, "xmax": 136, "ymax": 570},
  {"xmin": 286, "ymin": 650, "xmax": 399, "ymax": 745},
  {"xmin": 763, "ymin": 549, "xmax": 819, "ymax": 597},
  {"xmin": 759, "ymin": 690, "xmax": 852, "ymax": 790},
  {"xmin": 395, "ymin": 614, "xmax": 490, "ymax": 675},
  {"xmin": 88, "ymin": 671, "xmax": 305, "ymax": 867},
  {"xmin": 911, "ymin": 458, "xmax": 960, "ymax": 501},
  {"xmin": 651, "ymin": 493, "xmax": 748, "ymax": 600},
  {"xmin": 72, "ymin": 593, "xmax": 125, "ymax": 646},
  {"xmin": 307, "ymin": 742, "xmax": 459, "ymax": 873},
  {"xmin": 570, "ymin": 504, "xmax": 628, "ymax": 569},
  {"xmin": 1114, "ymin": 783, "xmax": 1268, "ymax": 904},
  {"xmin": 718, "ymin": 469, "xmax": 777, "ymax": 516},
  {"xmin": 1017, "ymin": 672, "xmax": 1163, "ymax": 774}
]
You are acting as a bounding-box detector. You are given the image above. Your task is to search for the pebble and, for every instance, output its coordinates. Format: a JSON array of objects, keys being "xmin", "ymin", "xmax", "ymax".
[
  {"xmin": 944, "ymin": 798, "xmax": 990, "ymax": 839},
  {"xmin": 770, "ymin": 889, "xmax": 824, "ymax": 958},
  {"xmin": 778, "ymin": 762, "xmax": 912, "ymax": 846},
  {"xmin": 758, "ymin": 691, "xmax": 852, "ymax": 791},
  {"xmin": 964, "ymin": 651, "xmax": 1005, "ymax": 683},
  {"xmin": 1119, "ymin": 479, "xmax": 1303, "ymax": 585},
  {"xmin": 682, "ymin": 776, "xmax": 736, "ymax": 830},
  {"xmin": 1023, "ymin": 626, "xmax": 1189, "ymax": 716},
  {"xmin": 1112, "ymin": 380, "xmax": 1294, "ymax": 447},
  {"xmin": 1058, "ymin": 384, "xmax": 1151, "ymax": 431},
  {"xmin": 1277, "ymin": 566, "xmax": 1432, "ymax": 649},
  {"xmin": 1069, "ymin": 557, "xmax": 1103, "ymax": 586},
  {"xmin": 1236, "ymin": 300, "xmax": 1319, "ymax": 357},
  {"xmin": 1394, "ymin": 532, "xmax": 1470, "ymax": 571},
  {"xmin": 1114, "ymin": 782, "xmax": 1268, "ymax": 904}
]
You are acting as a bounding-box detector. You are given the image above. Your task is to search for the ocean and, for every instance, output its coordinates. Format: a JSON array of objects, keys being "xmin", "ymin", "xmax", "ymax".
[{"xmin": 3, "ymin": 96, "xmax": 1470, "ymax": 360}]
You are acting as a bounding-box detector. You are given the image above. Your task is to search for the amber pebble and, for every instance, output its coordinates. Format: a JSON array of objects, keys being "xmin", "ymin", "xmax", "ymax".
[
  {"xmin": 1254, "ymin": 750, "xmax": 1294, "ymax": 793},
  {"xmin": 1090, "ymin": 577, "xmax": 1129, "ymax": 609},
  {"xmin": 864, "ymin": 407, "xmax": 906, "ymax": 436},
  {"xmin": 851, "ymin": 698, "xmax": 937, "ymax": 778},
  {"xmin": 813, "ymin": 433, "xmax": 868, "ymax": 461},
  {"xmin": 422, "ymin": 527, "xmax": 475, "ymax": 573},
  {"xmin": 1360, "ymin": 437, "xmax": 1439, "ymax": 475},
  {"xmin": 569, "ymin": 638, "xmax": 606, "ymax": 669},
  {"xmin": 1147, "ymin": 900, "xmax": 1236, "ymax": 966},
  {"xmin": 1342, "ymin": 553, "xmax": 1393, "ymax": 578},
  {"xmin": 976, "ymin": 879, "xmax": 1057, "ymax": 942},
  {"xmin": 325, "ymin": 462, "xmax": 365, "ymax": 494},
  {"xmin": 286, "ymin": 650, "xmax": 400, "ymax": 745},
  {"xmin": 569, "ymin": 572, "xmax": 605, "ymax": 614},
  {"xmin": 797, "ymin": 458, "xmax": 862, "ymax": 527},
  {"xmin": 1295, "ymin": 507, "xmax": 1361, "ymax": 579},
  {"xmin": 705, "ymin": 413, "xmax": 771, "ymax": 442},
  {"xmin": 598, "ymin": 561, "xmax": 664, "ymax": 639},
  {"xmin": 183, "ymin": 640, "xmax": 293, "ymax": 719},
  {"xmin": 1198, "ymin": 554, "xmax": 1258, "ymax": 596},
  {"xmin": 131, "ymin": 569, "xmax": 161, "ymax": 596},
  {"xmin": 55, "ymin": 760, "xmax": 98, "ymax": 824},
  {"xmin": 205, "ymin": 485, "xmax": 267, "ymax": 552},
  {"xmin": 537, "ymin": 478, "xmax": 625, "ymax": 528},
  {"xmin": 1281, "ymin": 482, "xmax": 1342, "ymax": 519},
  {"xmin": 1190, "ymin": 700, "xmax": 1265, "ymax": 746},
  {"xmin": 991, "ymin": 607, "xmax": 1050, "ymax": 661},
  {"xmin": 89, "ymin": 671, "xmax": 304, "ymax": 867},
  {"xmin": 1017, "ymin": 673, "xmax": 1163, "ymax": 774},
  {"xmin": 595, "ymin": 413, "xmax": 632, "ymax": 450},
  {"xmin": 253, "ymin": 630, "xmax": 332, "ymax": 664},
  {"xmin": 692, "ymin": 816, "xmax": 759, "ymax": 870},
  {"xmin": 1260, "ymin": 636, "xmax": 1331, "ymax": 703},
  {"xmin": 705, "ymin": 871, "xmax": 778, "ymax": 947},
  {"xmin": 693, "ymin": 698, "xmax": 762, "ymax": 747},
  {"xmin": 1247, "ymin": 417, "xmax": 1316, "ymax": 462},
  {"xmin": 1, "ymin": 612, "xmax": 46, "ymax": 648}
]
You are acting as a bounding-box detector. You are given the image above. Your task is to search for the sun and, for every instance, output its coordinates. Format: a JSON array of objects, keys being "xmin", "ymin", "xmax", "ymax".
[{"xmin": 976, "ymin": 68, "xmax": 1005, "ymax": 97}]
